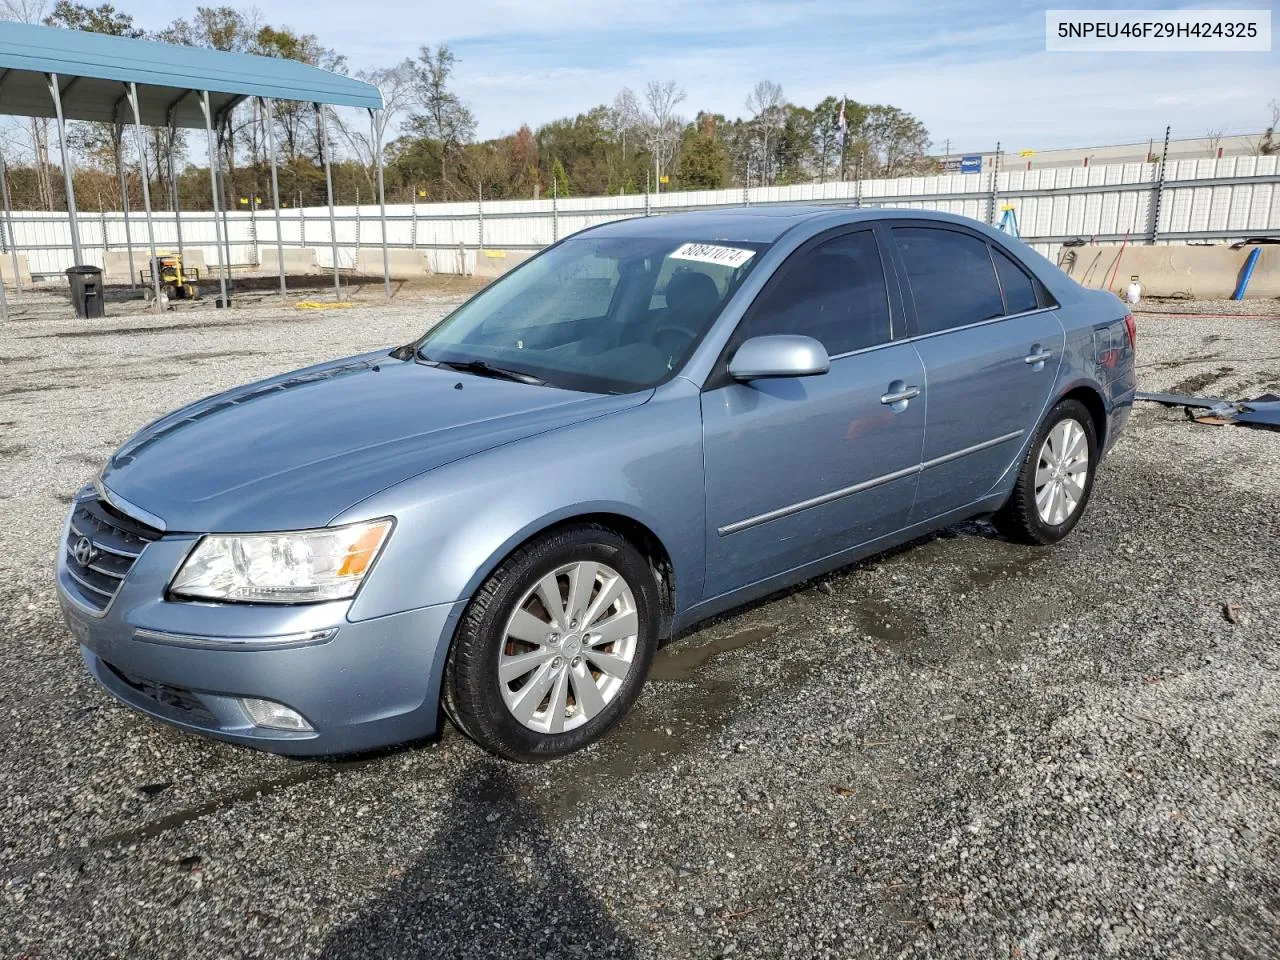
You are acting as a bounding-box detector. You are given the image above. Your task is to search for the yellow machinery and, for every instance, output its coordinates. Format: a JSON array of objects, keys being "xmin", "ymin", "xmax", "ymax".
[{"xmin": 140, "ymin": 253, "xmax": 199, "ymax": 300}]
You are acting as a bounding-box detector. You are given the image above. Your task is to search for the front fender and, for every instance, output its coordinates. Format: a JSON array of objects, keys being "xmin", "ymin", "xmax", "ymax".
[{"xmin": 338, "ymin": 379, "xmax": 706, "ymax": 623}]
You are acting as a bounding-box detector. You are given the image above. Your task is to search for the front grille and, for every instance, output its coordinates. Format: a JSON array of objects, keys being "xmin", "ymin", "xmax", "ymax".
[
  {"xmin": 104, "ymin": 662, "xmax": 217, "ymax": 726},
  {"xmin": 64, "ymin": 497, "xmax": 162, "ymax": 611}
]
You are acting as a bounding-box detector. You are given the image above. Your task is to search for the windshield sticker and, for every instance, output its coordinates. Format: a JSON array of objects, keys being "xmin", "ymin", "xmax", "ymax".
[{"xmin": 669, "ymin": 242, "xmax": 755, "ymax": 269}]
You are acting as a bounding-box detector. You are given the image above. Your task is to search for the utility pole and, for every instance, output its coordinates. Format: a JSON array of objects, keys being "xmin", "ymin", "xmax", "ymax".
[{"xmin": 648, "ymin": 134, "xmax": 674, "ymax": 195}]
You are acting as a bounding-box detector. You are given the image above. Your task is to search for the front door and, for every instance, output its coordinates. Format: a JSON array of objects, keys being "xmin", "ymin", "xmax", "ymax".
[{"xmin": 700, "ymin": 227, "xmax": 926, "ymax": 601}]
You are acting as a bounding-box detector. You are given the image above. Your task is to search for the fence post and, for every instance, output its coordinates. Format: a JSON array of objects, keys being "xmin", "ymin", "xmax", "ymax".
[
  {"xmin": 551, "ymin": 178, "xmax": 558, "ymax": 242},
  {"xmin": 854, "ymin": 155, "xmax": 863, "ymax": 208},
  {"xmin": 987, "ymin": 142, "xmax": 1002, "ymax": 224},
  {"xmin": 478, "ymin": 185, "xmax": 485, "ymax": 250},
  {"xmin": 1149, "ymin": 125, "xmax": 1171, "ymax": 244},
  {"xmin": 410, "ymin": 190, "xmax": 418, "ymax": 249}
]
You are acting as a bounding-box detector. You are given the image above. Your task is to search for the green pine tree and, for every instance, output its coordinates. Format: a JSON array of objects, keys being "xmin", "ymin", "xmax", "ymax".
[{"xmin": 549, "ymin": 158, "xmax": 571, "ymax": 197}]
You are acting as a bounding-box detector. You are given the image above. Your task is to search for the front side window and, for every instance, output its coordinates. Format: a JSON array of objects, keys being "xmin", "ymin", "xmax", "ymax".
[
  {"xmin": 893, "ymin": 227, "xmax": 1005, "ymax": 335},
  {"xmin": 739, "ymin": 230, "xmax": 891, "ymax": 355},
  {"xmin": 418, "ymin": 237, "xmax": 767, "ymax": 393}
]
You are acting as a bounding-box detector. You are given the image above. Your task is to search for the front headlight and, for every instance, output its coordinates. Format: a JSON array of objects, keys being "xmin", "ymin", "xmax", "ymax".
[{"xmin": 169, "ymin": 520, "xmax": 393, "ymax": 603}]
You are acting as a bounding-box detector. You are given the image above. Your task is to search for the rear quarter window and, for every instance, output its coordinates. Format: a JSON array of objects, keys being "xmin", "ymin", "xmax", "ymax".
[{"xmin": 991, "ymin": 245, "xmax": 1041, "ymax": 315}]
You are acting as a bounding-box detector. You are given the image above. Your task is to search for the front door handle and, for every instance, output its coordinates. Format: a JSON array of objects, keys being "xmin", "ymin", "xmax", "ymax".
[
  {"xmin": 880, "ymin": 384, "xmax": 921, "ymax": 407},
  {"xmin": 1024, "ymin": 346, "xmax": 1053, "ymax": 366}
]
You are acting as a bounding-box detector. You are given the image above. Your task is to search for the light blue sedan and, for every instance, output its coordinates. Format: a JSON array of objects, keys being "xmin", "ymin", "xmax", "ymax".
[{"xmin": 57, "ymin": 207, "xmax": 1136, "ymax": 761}]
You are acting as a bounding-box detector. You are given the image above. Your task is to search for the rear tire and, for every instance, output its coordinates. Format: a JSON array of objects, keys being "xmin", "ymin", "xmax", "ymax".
[
  {"xmin": 994, "ymin": 398, "xmax": 1098, "ymax": 545},
  {"xmin": 442, "ymin": 524, "xmax": 659, "ymax": 762}
]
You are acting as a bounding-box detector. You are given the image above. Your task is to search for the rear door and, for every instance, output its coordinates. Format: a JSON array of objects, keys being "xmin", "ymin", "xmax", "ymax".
[
  {"xmin": 888, "ymin": 224, "xmax": 1064, "ymax": 522},
  {"xmin": 700, "ymin": 226, "xmax": 926, "ymax": 600}
]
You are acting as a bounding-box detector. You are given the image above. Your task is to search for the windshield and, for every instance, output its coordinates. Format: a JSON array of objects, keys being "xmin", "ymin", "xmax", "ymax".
[{"xmin": 418, "ymin": 236, "xmax": 769, "ymax": 393}]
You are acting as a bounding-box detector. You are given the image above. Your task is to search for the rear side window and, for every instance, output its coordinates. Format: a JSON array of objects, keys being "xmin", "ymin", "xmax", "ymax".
[
  {"xmin": 742, "ymin": 231, "xmax": 890, "ymax": 355},
  {"xmin": 991, "ymin": 245, "xmax": 1040, "ymax": 315},
  {"xmin": 894, "ymin": 227, "xmax": 1004, "ymax": 335}
]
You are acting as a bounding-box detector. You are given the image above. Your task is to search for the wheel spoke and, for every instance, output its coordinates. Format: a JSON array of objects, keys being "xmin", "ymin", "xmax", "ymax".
[
  {"xmin": 1035, "ymin": 478, "xmax": 1056, "ymax": 513},
  {"xmin": 587, "ymin": 609, "xmax": 638, "ymax": 647},
  {"xmin": 570, "ymin": 665, "xmax": 607, "ymax": 720},
  {"xmin": 1035, "ymin": 463, "xmax": 1054, "ymax": 488},
  {"xmin": 583, "ymin": 573, "xmax": 626, "ymax": 630},
  {"xmin": 1052, "ymin": 483, "xmax": 1068, "ymax": 524},
  {"xmin": 564, "ymin": 561, "xmax": 597, "ymax": 627},
  {"xmin": 508, "ymin": 661, "xmax": 556, "ymax": 725},
  {"xmin": 507, "ymin": 608, "xmax": 553, "ymax": 646},
  {"xmin": 545, "ymin": 667, "xmax": 571, "ymax": 734},
  {"xmin": 500, "ymin": 647, "xmax": 555, "ymax": 684},
  {"xmin": 1062, "ymin": 471, "xmax": 1085, "ymax": 500},
  {"xmin": 585, "ymin": 648, "xmax": 632, "ymax": 680},
  {"xmin": 534, "ymin": 573, "xmax": 567, "ymax": 632},
  {"xmin": 1064, "ymin": 424, "xmax": 1087, "ymax": 463}
]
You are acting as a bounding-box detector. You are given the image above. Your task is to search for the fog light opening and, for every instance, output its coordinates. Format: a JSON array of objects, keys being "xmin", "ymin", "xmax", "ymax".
[{"xmin": 240, "ymin": 697, "xmax": 313, "ymax": 732}]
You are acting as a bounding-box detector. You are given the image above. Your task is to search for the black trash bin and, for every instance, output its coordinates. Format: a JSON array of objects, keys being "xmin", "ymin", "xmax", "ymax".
[{"xmin": 66, "ymin": 265, "xmax": 105, "ymax": 319}]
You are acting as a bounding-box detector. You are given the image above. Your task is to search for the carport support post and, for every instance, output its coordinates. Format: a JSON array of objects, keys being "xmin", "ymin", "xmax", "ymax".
[
  {"xmin": 200, "ymin": 91, "xmax": 230, "ymax": 307},
  {"xmin": 168, "ymin": 116, "xmax": 185, "ymax": 269},
  {"xmin": 262, "ymin": 99, "xmax": 286, "ymax": 297},
  {"xmin": 317, "ymin": 103, "xmax": 340, "ymax": 300},
  {"xmin": 115, "ymin": 133, "xmax": 136, "ymax": 289},
  {"xmin": 48, "ymin": 72, "xmax": 84, "ymax": 266},
  {"xmin": 126, "ymin": 83, "xmax": 164, "ymax": 312},
  {"xmin": 0, "ymin": 151, "xmax": 24, "ymax": 293},
  {"xmin": 371, "ymin": 106, "xmax": 390, "ymax": 302}
]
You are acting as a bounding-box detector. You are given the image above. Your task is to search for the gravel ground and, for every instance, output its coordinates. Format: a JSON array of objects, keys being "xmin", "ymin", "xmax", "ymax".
[{"xmin": 1, "ymin": 295, "xmax": 1278, "ymax": 960}]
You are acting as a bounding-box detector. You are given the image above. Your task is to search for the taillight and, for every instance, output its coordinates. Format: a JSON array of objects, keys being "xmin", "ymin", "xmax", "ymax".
[{"xmin": 1123, "ymin": 313, "xmax": 1137, "ymax": 350}]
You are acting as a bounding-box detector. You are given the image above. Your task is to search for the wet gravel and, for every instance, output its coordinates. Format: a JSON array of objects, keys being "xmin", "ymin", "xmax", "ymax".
[{"xmin": 1, "ymin": 297, "xmax": 1278, "ymax": 959}]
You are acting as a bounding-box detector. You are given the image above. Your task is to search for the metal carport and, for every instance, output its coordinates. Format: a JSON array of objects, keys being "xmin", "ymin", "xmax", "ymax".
[{"xmin": 0, "ymin": 21, "xmax": 389, "ymax": 319}]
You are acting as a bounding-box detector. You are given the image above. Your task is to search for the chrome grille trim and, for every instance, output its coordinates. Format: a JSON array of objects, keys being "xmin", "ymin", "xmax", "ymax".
[{"xmin": 62, "ymin": 498, "xmax": 162, "ymax": 611}]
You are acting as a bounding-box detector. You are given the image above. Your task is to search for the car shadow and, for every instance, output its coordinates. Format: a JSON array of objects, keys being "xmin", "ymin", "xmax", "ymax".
[{"xmin": 315, "ymin": 761, "xmax": 638, "ymax": 960}]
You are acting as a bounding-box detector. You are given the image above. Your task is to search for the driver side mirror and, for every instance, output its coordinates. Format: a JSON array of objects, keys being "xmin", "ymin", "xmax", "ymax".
[{"xmin": 727, "ymin": 335, "xmax": 830, "ymax": 381}]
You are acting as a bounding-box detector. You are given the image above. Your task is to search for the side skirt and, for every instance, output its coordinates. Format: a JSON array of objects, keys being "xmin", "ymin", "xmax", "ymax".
[{"xmin": 673, "ymin": 492, "xmax": 1008, "ymax": 633}]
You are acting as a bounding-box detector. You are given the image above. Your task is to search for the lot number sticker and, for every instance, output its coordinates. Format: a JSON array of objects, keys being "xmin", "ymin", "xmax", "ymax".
[{"xmin": 669, "ymin": 243, "xmax": 756, "ymax": 269}]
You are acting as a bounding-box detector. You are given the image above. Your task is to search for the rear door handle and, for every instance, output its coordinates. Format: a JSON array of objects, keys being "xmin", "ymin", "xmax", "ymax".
[
  {"xmin": 880, "ymin": 386, "xmax": 921, "ymax": 405},
  {"xmin": 1024, "ymin": 347, "xmax": 1053, "ymax": 365}
]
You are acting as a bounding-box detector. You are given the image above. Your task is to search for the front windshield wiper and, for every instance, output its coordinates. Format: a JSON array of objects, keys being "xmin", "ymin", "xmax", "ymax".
[{"xmin": 428, "ymin": 356, "xmax": 547, "ymax": 386}]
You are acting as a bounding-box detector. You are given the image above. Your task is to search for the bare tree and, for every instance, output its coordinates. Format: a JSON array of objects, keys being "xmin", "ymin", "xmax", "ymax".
[
  {"xmin": 610, "ymin": 88, "xmax": 643, "ymax": 161},
  {"xmin": 408, "ymin": 44, "xmax": 476, "ymax": 198},
  {"xmin": 1258, "ymin": 99, "xmax": 1279, "ymax": 156},
  {"xmin": 1205, "ymin": 128, "xmax": 1225, "ymax": 158},
  {"xmin": 745, "ymin": 80, "xmax": 786, "ymax": 185},
  {"xmin": 332, "ymin": 60, "xmax": 416, "ymax": 197},
  {"xmin": 1, "ymin": 0, "xmax": 55, "ymax": 206},
  {"xmin": 643, "ymin": 80, "xmax": 686, "ymax": 187}
]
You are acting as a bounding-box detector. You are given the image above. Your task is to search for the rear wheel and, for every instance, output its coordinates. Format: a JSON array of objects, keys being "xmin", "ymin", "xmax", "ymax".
[
  {"xmin": 443, "ymin": 524, "xmax": 659, "ymax": 762},
  {"xmin": 994, "ymin": 398, "xmax": 1098, "ymax": 545}
]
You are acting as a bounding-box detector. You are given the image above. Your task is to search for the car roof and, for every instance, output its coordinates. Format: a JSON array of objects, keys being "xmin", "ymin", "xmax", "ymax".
[{"xmin": 578, "ymin": 205, "xmax": 996, "ymax": 244}]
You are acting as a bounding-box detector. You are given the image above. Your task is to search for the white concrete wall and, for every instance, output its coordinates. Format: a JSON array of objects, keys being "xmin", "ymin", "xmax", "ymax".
[{"xmin": 3, "ymin": 154, "xmax": 1277, "ymax": 279}]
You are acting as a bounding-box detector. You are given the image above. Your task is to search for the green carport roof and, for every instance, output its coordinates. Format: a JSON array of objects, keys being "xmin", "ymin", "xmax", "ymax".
[{"xmin": 0, "ymin": 21, "xmax": 382, "ymax": 128}]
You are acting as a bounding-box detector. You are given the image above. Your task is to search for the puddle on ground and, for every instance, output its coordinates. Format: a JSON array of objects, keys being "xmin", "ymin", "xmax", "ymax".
[{"xmin": 649, "ymin": 625, "xmax": 778, "ymax": 681}]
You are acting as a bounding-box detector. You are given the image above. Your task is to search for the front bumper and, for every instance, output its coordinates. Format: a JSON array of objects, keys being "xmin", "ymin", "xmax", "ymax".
[{"xmin": 56, "ymin": 505, "xmax": 466, "ymax": 756}]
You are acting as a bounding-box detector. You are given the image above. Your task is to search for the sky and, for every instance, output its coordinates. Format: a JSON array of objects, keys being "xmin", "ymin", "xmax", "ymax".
[{"xmin": 88, "ymin": 0, "xmax": 1280, "ymax": 151}]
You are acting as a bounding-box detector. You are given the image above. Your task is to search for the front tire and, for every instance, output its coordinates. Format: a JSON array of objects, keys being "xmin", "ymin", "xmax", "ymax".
[
  {"xmin": 994, "ymin": 398, "xmax": 1098, "ymax": 545},
  {"xmin": 443, "ymin": 524, "xmax": 659, "ymax": 762}
]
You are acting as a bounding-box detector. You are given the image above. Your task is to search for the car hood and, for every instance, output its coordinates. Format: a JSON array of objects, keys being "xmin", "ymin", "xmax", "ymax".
[{"xmin": 99, "ymin": 351, "xmax": 649, "ymax": 532}]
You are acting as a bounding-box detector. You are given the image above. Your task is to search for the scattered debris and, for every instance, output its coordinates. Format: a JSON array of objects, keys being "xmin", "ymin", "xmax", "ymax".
[
  {"xmin": 137, "ymin": 782, "xmax": 172, "ymax": 798},
  {"xmin": 176, "ymin": 854, "xmax": 202, "ymax": 873},
  {"xmin": 1223, "ymin": 603, "xmax": 1241, "ymax": 624},
  {"xmin": 1135, "ymin": 391, "xmax": 1280, "ymax": 430}
]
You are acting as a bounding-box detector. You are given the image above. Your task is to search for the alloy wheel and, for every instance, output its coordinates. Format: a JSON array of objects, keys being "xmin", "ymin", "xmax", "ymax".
[
  {"xmin": 1034, "ymin": 417, "xmax": 1090, "ymax": 525},
  {"xmin": 497, "ymin": 561, "xmax": 639, "ymax": 734}
]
